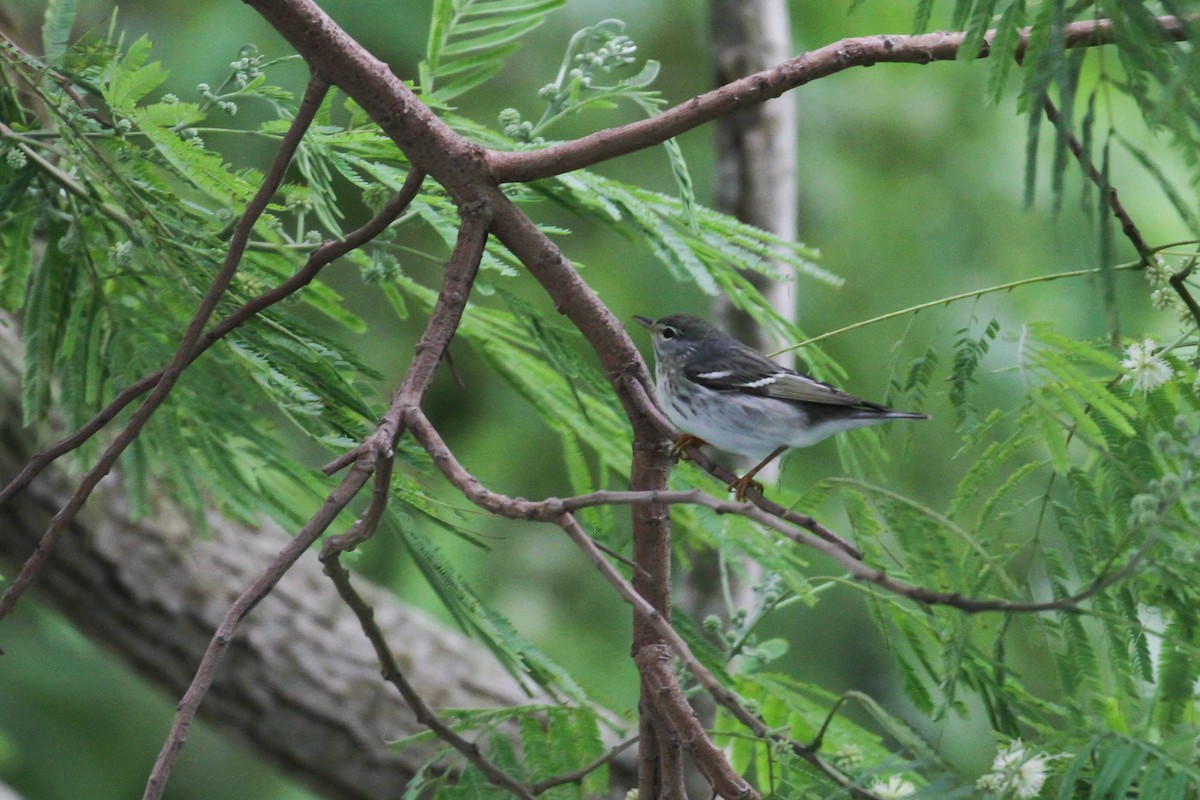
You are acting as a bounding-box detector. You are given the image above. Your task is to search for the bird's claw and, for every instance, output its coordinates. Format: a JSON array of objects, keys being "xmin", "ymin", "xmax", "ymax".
[
  {"xmin": 671, "ymin": 433, "xmax": 708, "ymax": 463},
  {"xmin": 728, "ymin": 475, "xmax": 764, "ymax": 502}
]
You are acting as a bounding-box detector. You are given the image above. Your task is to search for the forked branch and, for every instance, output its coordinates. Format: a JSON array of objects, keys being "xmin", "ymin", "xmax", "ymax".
[
  {"xmin": 0, "ymin": 75, "xmax": 332, "ymax": 623},
  {"xmin": 142, "ymin": 205, "xmax": 491, "ymax": 800},
  {"xmin": 4, "ymin": 2, "xmax": 1182, "ymax": 797}
]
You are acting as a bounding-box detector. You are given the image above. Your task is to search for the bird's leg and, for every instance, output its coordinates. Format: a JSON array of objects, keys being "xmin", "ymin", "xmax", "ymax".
[
  {"xmin": 729, "ymin": 446, "xmax": 787, "ymax": 502},
  {"xmin": 671, "ymin": 433, "xmax": 709, "ymax": 462}
]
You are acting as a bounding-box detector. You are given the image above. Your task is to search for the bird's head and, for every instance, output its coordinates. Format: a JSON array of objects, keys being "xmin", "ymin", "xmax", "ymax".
[{"xmin": 633, "ymin": 314, "xmax": 716, "ymax": 363}]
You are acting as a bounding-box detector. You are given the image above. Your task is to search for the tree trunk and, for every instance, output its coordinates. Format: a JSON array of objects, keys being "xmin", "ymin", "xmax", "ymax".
[
  {"xmin": 0, "ymin": 316, "xmax": 532, "ymax": 800},
  {"xmin": 710, "ymin": 0, "xmax": 798, "ymax": 355},
  {"xmin": 681, "ymin": 0, "xmax": 798, "ymax": 620}
]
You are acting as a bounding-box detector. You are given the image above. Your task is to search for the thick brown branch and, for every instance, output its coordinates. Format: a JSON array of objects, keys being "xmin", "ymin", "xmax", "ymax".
[
  {"xmin": 656, "ymin": 728, "xmax": 688, "ymax": 800},
  {"xmin": 488, "ymin": 15, "xmax": 1191, "ymax": 183},
  {"xmin": 637, "ymin": 644, "xmax": 755, "ymax": 800},
  {"xmin": 0, "ymin": 75, "xmax": 331, "ymax": 624},
  {"xmin": 559, "ymin": 488, "xmax": 1141, "ymax": 614}
]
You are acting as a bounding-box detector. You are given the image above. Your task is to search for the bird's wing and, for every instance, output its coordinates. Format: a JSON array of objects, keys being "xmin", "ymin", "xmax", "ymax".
[{"xmin": 685, "ymin": 351, "xmax": 879, "ymax": 409}]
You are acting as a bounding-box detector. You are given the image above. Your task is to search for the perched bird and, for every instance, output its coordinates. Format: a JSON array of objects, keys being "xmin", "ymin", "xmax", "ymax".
[{"xmin": 634, "ymin": 314, "xmax": 927, "ymax": 500}]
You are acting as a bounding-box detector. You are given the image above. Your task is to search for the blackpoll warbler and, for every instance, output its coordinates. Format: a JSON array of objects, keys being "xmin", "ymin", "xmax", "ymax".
[{"xmin": 635, "ymin": 314, "xmax": 927, "ymax": 500}]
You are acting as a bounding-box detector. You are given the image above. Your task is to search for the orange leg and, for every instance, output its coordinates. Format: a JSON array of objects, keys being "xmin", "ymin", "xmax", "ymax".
[
  {"xmin": 671, "ymin": 433, "xmax": 709, "ymax": 462},
  {"xmin": 728, "ymin": 445, "xmax": 787, "ymax": 502}
]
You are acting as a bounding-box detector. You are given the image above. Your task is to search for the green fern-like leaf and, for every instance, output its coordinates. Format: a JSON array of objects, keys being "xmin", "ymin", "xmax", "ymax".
[
  {"xmin": 985, "ymin": 0, "xmax": 1027, "ymax": 100},
  {"xmin": 41, "ymin": 0, "xmax": 80, "ymax": 63},
  {"xmin": 956, "ymin": 0, "xmax": 999, "ymax": 61},
  {"xmin": 422, "ymin": 0, "xmax": 565, "ymax": 101},
  {"xmin": 100, "ymin": 34, "xmax": 169, "ymax": 110}
]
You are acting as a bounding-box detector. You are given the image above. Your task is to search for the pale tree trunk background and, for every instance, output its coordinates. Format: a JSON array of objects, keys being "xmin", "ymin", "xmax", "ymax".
[
  {"xmin": 680, "ymin": 0, "xmax": 797, "ymax": 618},
  {"xmin": 0, "ymin": 315, "xmax": 539, "ymax": 800},
  {"xmin": 711, "ymin": 0, "xmax": 798, "ymax": 346}
]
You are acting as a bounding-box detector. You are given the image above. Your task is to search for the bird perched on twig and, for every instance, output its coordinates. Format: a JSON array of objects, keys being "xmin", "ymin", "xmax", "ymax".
[{"xmin": 634, "ymin": 314, "xmax": 927, "ymax": 500}]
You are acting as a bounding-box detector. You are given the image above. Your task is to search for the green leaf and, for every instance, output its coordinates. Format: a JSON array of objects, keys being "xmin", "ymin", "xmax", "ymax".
[
  {"xmin": 985, "ymin": 0, "xmax": 1026, "ymax": 100},
  {"xmin": 21, "ymin": 220, "xmax": 79, "ymax": 423},
  {"xmin": 0, "ymin": 211, "xmax": 35, "ymax": 311},
  {"xmin": 136, "ymin": 121, "xmax": 259, "ymax": 205},
  {"xmin": 957, "ymin": 0, "xmax": 998, "ymax": 61},
  {"xmin": 913, "ymin": 0, "xmax": 937, "ymax": 32},
  {"xmin": 1090, "ymin": 739, "xmax": 1147, "ymax": 799},
  {"xmin": 136, "ymin": 101, "xmax": 205, "ymax": 128},
  {"xmin": 42, "ymin": 0, "xmax": 80, "ymax": 63},
  {"xmin": 422, "ymin": 0, "xmax": 564, "ymax": 99},
  {"xmin": 102, "ymin": 35, "xmax": 170, "ymax": 111}
]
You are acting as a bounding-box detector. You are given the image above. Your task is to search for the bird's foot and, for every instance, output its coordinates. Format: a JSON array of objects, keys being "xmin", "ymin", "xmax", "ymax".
[
  {"xmin": 671, "ymin": 433, "xmax": 708, "ymax": 462},
  {"xmin": 727, "ymin": 474, "xmax": 764, "ymax": 502}
]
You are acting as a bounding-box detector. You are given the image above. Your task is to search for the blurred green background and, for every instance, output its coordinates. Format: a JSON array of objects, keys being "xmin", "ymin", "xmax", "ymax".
[{"xmin": 0, "ymin": 1, "xmax": 1181, "ymax": 797}]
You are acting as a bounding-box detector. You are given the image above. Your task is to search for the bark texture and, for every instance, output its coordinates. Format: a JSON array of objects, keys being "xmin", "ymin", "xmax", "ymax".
[{"xmin": 0, "ymin": 316, "xmax": 530, "ymax": 800}]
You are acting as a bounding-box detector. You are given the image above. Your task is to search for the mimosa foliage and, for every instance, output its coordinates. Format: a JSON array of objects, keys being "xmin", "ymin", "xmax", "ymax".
[{"xmin": 3, "ymin": 1, "xmax": 1200, "ymax": 796}]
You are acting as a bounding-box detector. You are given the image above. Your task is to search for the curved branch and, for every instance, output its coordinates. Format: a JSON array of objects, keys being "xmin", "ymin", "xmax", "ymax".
[
  {"xmin": 557, "ymin": 489, "xmax": 1147, "ymax": 614},
  {"xmin": 488, "ymin": 15, "xmax": 1191, "ymax": 183},
  {"xmin": 0, "ymin": 75, "xmax": 332, "ymax": 623},
  {"xmin": 144, "ymin": 205, "xmax": 491, "ymax": 799},
  {"xmin": 406, "ymin": 398, "xmax": 1141, "ymax": 616},
  {"xmin": 320, "ymin": 459, "xmax": 537, "ymax": 800},
  {"xmin": 0, "ymin": 167, "xmax": 426, "ymax": 508}
]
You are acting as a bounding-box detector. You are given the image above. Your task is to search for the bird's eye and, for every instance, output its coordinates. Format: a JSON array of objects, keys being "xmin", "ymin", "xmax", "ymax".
[{"xmin": 661, "ymin": 326, "xmax": 679, "ymax": 339}]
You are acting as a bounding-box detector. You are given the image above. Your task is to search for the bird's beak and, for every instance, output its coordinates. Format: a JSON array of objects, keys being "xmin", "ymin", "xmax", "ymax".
[{"xmin": 633, "ymin": 315, "xmax": 655, "ymax": 331}]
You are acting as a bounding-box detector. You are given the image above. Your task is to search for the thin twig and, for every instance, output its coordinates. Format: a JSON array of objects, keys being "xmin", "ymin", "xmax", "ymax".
[
  {"xmin": 408, "ymin": 395, "xmax": 1144, "ymax": 612},
  {"xmin": 528, "ymin": 736, "xmax": 639, "ymax": 795},
  {"xmin": 319, "ymin": 454, "xmax": 535, "ymax": 800},
  {"xmin": 779, "ymin": 263, "xmax": 1143, "ymax": 352},
  {"xmin": 560, "ymin": 488, "xmax": 1144, "ymax": 614},
  {"xmin": 1169, "ymin": 257, "xmax": 1200, "ymax": 329},
  {"xmin": 1041, "ymin": 98, "xmax": 1151, "ymax": 260},
  {"xmin": 324, "ymin": 200, "xmax": 491, "ymax": 476},
  {"xmin": 142, "ymin": 199, "xmax": 490, "ymax": 800},
  {"xmin": 321, "ymin": 557, "xmax": 535, "ymax": 798},
  {"xmin": 0, "ymin": 168, "xmax": 426, "ymax": 509},
  {"xmin": 321, "ymin": 442, "xmax": 396, "ymax": 556},
  {"xmin": 142, "ymin": 451, "xmax": 378, "ymax": 800},
  {"xmin": 0, "ymin": 75, "xmax": 332, "ymax": 625}
]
